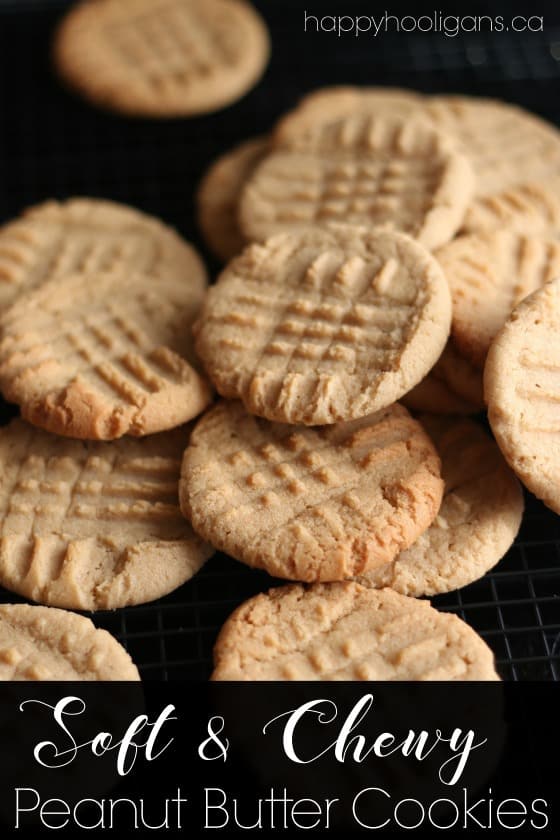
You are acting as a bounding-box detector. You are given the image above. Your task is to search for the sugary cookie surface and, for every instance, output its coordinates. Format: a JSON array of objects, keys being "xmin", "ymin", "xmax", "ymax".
[
  {"xmin": 240, "ymin": 113, "xmax": 474, "ymax": 249},
  {"xmin": 181, "ymin": 401, "xmax": 443, "ymax": 581},
  {"xmin": 0, "ymin": 420, "xmax": 212, "ymax": 610},
  {"xmin": 0, "ymin": 271, "xmax": 212, "ymax": 440},
  {"xmin": 194, "ymin": 225, "xmax": 451, "ymax": 425},
  {"xmin": 212, "ymin": 582, "xmax": 500, "ymax": 681}
]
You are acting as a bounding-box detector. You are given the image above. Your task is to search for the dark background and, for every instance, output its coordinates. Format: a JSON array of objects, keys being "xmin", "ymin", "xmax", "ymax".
[{"xmin": 0, "ymin": 0, "xmax": 560, "ymax": 680}]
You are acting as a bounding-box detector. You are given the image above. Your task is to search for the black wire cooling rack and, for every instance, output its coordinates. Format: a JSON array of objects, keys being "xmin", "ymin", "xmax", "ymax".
[{"xmin": 0, "ymin": 0, "xmax": 559, "ymax": 681}]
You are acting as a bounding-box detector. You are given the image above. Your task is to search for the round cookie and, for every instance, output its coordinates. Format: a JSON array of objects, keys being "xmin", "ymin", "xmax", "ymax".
[
  {"xmin": 424, "ymin": 95, "xmax": 560, "ymax": 197},
  {"xmin": 180, "ymin": 400, "xmax": 444, "ymax": 582},
  {"xmin": 0, "ymin": 419, "xmax": 212, "ymax": 611},
  {"xmin": 239, "ymin": 114, "xmax": 474, "ymax": 250},
  {"xmin": 0, "ymin": 604, "xmax": 140, "ymax": 680},
  {"xmin": 194, "ymin": 225, "xmax": 451, "ymax": 425},
  {"xmin": 462, "ymin": 179, "xmax": 560, "ymax": 238},
  {"xmin": 54, "ymin": 0, "xmax": 270, "ymax": 117},
  {"xmin": 0, "ymin": 197, "xmax": 207, "ymax": 313},
  {"xmin": 358, "ymin": 416, "xmax": 523, "ymax": 596},
  {"xmin": 211, "ymin": 582, "xmax": 500, "ymax": 681},
  {"xmin": 0, "ymin": 271, "xmax": 212, "ymax": 440},
  {"xmin": 197, "ymin": 136, "xmax": 269, "ymax": 262},
  {"xmin": 437, "ymin": 230, "xmax": 560, "ymax": 369},
  {"xmin": 274, "ymin": 86, "xmax": 424, "ymax": 143},
  {"xmin": 485, "ymin": 278, "xmax": 560, "ymax": 515}
]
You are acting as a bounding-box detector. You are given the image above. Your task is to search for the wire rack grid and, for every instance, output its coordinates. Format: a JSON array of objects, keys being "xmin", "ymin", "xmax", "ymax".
[{"xmin": 0, "ymin": 1, "xmax": 559, "ymax": 680}]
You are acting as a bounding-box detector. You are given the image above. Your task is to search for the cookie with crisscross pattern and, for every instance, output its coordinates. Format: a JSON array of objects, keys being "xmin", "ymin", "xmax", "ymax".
[
  {"xmin": 54, "ymin": 0, "xmax": 270, "ymax": 116},
  {"xmin": 0, "ymin": 198, "xmax": 207, "ymax": 313},
  {"xmin": 180, "ymin": 400, "xmax": 443, "ymax": 582},
  {"xmin": 0, "ymin": 419, "xmax": 212, "ymax": 611},
  {"xmin": 239, "ymin": 113, "xmax": 473, "ymax": 249},
  {"xmin": 0, "ymin": 271, "xmax": 212, "ymax": 439},
  {"xmin": 211, "ymin": 583, "xmax": 499, "ymax": 681},
  {"xmin": 194, "ymin": 225, "xmax": 451, "ymax": 425},
  {"xmin": 0, "ymin": 604, "xmax": 140, "ymax": 680}
]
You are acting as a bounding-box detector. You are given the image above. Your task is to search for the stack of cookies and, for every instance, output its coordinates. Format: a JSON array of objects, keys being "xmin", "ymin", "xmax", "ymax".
[
  {"xmin": 190, "ymin": 86, "xmax": 560, "ymax": 682},
  {"xmin": 2, "ymin": 84, "xmax": 560, "ymax": 682},
  {"xmin": 0, "ymin": 198, "xmax": 215, "ymax": 680}
]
